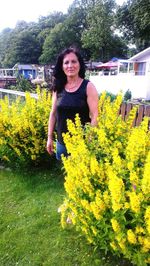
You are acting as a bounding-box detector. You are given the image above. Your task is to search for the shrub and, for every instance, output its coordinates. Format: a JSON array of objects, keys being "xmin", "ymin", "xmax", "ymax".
[
  {"xmin": 124, "ymin": 89, "xmax": 132, "ymax": 101},
  {"xmin": 59, "ymin": 93, "xmax": 150, "ymax": 266},
  {"xmin": 0, "ymin": 89, "xmax": 52, "ymax": 167}
]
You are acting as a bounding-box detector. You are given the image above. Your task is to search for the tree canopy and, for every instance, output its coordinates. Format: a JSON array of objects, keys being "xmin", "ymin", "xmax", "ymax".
[
  {"xmin": 0, "ymin": 0, "xmax": 149, "ymax": 67},
  {"xmin": 116, "ymin": 0, "xmax": 150, "ymax": 50}
]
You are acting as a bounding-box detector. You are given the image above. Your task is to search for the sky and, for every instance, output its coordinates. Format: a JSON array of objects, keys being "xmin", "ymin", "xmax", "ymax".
[{"xmin": 0, "ymin": 0, "xmax": 125, "ymax": 33}]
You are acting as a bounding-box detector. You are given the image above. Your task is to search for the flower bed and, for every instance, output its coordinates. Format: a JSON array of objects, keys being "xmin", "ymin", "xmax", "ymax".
[
  {"xmin": 0, "ymin": 89, "xmax": 51, "ymax": 167},
  {"xmin": 60, "ymin": 93, "xmax": 150, "ymax": 266}
]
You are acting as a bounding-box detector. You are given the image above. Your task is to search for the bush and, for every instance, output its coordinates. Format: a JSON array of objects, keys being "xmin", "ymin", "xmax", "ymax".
[
  {"xmin": 0, "ymin": 89, "xmax": 52, "ymax": 168},
  {"xmin": 59, "ymin": 93, "xmax": 150, "ymax": 266},
  {"xmin": 124, "ymin": 89, "xmax": 132, "ymax": 101}
]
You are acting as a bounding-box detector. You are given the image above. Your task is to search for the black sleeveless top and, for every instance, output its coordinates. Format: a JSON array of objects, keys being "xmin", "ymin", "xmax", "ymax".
[{"xmin": 56, "ymin": 79, "xmax": 90, "ymax": 144}]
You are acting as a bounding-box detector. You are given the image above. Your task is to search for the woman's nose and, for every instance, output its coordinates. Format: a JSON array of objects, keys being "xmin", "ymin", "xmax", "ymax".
[{"xmin": 68, "ymin": 61, "xmax": 73, "ymax": 67}]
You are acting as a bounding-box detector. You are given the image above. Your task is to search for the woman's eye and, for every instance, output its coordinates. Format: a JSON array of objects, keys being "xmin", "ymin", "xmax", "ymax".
[
  {"xmin": 64, "ymin": 60, "xmax": 77, "ymax": 65},
  {"xmin": 64, "ymin": 61, "xmax": 69, "ymax": 64}
]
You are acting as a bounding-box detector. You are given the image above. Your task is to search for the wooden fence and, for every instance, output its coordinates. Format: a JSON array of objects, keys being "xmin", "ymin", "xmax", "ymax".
[{"xmin": 119, "ymin": 102, "xmax": 150, "ymax": 129}]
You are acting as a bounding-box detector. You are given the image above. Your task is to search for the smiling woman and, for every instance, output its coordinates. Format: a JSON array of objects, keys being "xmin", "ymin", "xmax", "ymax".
[{"xmin": 46, "ymin": 47, "xmax": 99, "ymax": 160}]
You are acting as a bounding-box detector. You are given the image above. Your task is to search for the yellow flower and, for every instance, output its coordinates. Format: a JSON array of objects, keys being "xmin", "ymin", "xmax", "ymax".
[
  {"xmin": 90, "ymin": 202, "xmax": 102, "ymax": 220},
  {"xmin": 135, "ymin": 226, "xmax": 145, "ymax": 234},
  {"xmin": 142, "ymin": 151, "xmax": 150, "ymax": 195},
  {"xmin": 141, "ymin": 237, "xmax": 150, "ymax": 253},
  {"xmin": 103, "ymin": 191, "xmax": 110, "ymax": 206},
  {"xmin": 144, "ymin": 206, "xmax": 150, "ymax": 234},
  {"xmin": 110, "ymin": 241, "xmax": 117, "ymax": 251},
  {"xmin": 81, "ymin": 199, "xmax": 91, "ymax": 212},
  {"xmin": 108, "ymin": 167, "xmax": 124, "ymax": 212},
  {"xmin": 111, "ymin": 218, "xmax": 120, "ymax": 232},
  {"xmin": 90, "ymin": 156, "xmax": 99, "ymax": 175},
  {"xmin": 128, "ymin": 191, "xmax": 141, "ymax": 213},
  {"xmin": 127, "ymin": 229, "xmax": 137, "ymax": 244},
  {"xmin": 91, "ymin": 226, "xmax": 98, "ymax": 236}
]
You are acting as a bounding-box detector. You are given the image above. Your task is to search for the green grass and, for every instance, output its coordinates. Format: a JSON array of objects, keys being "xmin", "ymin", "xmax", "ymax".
[{"xmin": 0, "ymin": 163, "xmax": 132, "ymax": 266}]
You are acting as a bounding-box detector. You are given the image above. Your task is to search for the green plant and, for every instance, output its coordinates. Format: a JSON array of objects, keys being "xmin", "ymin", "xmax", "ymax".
[
  {"xmin": 99, "ymin": 91, "xmax": 117, "ymax": 102},
  {"xmin": 0, "ymin": 89, "xmax": 52, "ymax": 168},
  {"xmin": 16, "ymin": 75, "xmax": 33, "ymax": 92},
  {"xmin": 60, "ymin": 92, "xmax": 150, "ymax": 266},
  {"xmin": 124, "ymin": 89, "xmax": 132, "ymax": 101}
]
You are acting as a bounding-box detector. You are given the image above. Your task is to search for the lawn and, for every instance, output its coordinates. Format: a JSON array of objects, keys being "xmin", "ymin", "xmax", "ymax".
[{"xmin": 0, "ymin": 162, "xmax": 132, "ymax": 266}]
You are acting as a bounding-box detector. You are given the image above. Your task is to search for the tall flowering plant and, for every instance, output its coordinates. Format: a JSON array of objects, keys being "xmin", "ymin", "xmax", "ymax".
[
  {"xmin": 59, "ymin": 93, "xmax": 150, "ymax": 266},
  {"xmin": 0, "ymin": 89, "xmax": 52, "ymax": 167}
]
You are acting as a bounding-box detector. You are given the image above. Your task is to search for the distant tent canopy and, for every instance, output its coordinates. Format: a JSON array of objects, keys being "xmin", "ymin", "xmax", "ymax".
[
  {"xmin": 85, "ymin": 61, "xmax": 103, "ymax": 70},
  {"xmin": 96, "ymin": 61, "xmax": 123, "ymax": 69}
]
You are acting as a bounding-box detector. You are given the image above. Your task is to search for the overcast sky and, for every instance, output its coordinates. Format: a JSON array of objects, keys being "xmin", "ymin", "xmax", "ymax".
[{"xmin": 0, "ymin": 0, "xmax": 126, "ymax": 32}]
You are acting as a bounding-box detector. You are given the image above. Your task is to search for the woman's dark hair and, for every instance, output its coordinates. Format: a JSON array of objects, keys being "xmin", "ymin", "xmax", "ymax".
[{"xmin": 52, "ymin": 47, "xmax": 86, "ymax": 92}]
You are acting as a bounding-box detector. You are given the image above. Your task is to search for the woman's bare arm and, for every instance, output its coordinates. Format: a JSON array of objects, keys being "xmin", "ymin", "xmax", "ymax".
[
  {"xmin": 87, "ymin": 82, "xmax": 99, "ymax": 126},
  {"xmin": 47, "ymin": 92, "xmax": 57, "ymax": 154}
]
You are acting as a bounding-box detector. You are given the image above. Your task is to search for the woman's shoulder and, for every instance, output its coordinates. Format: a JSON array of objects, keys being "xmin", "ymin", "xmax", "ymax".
[
  {"xmin": 83, "ymin": 78, "xmax": 95, "ymax": 89},
  {"xmin": 83, "ymin": 79, "xmax": 96, "ymax": 88},
  {"xmin": 86, "ymin": 80, "xmax": 98, "ymax": 95}
]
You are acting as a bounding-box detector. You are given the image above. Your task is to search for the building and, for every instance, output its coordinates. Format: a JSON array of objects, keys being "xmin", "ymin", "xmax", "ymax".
[
  {"xmin": 89, "ymin": 47, "xmax": 150, "ymax": 100},
  {"xmin": 13, "ymin": 64, "xmax": 37, "ymax": 80}
]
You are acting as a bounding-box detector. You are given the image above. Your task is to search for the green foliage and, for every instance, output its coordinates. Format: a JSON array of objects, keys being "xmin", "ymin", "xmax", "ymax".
[
  {"xmin": 39, "ymin": 23, "xmax": 67, "ymax": 64},
  {"xmin": 15, "ymin": 75, "xmax": 33, "ymax": 92},
  {"xmin": 100, "ymin": 91, "xmax": 117, "ymax": 102},
  {"xmin": 0, "ymin": 89, "xmax": 52, "ymax": 168},
  {"xmin": 124, "ymin": 89, "xmax": 132, "ymax": 101},
  {"xmin": 81, "ymin": 0, "xmax": 116, "ymax": 60},
  {"xmin": 116, "ymin": 0, "xmax": 150, "ymax": 50},
  {"xmin": 40, "ymin": 7, "xmax": 87, "ymax": 64},
  {"xmin": 0, "ymin": 1, "xmax": 133, "ymax": 66},
  {"xmin": 60, "ymin": 93, "xmax": 150, "ymax": 266}
]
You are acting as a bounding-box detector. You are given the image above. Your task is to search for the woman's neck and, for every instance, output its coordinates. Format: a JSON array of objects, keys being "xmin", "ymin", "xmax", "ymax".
[
  {"xmin": 67, "ymin": 76, "xmax": 80, "ymax": 84},
  {"xmin": 65, "ymin": 76, "xmax": 83, "ymax": 92}
]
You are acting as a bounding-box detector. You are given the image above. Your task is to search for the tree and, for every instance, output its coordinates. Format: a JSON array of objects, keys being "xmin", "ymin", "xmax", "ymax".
[
  {"xmin": 0, "ymin": 28, "xmax": 13, "ymax": 67},
  {"xmin": 40, "ymin": 7, "xmax": 88, "ymax": 64},
  {"xmin": 13, "ymin": 30, "xmax": 42, "ymax": 64},
  {"xmin": 81, "ymin": 0, "xmax": 118, "ymax": 60},
  {"xmin": 116, "ymin": 0, "xmax": 150, "ymax": 50},
  {"xmin": 37, "ymin": 12, "xmax": 66, "ymax": 46},
  {"xmin": 0, "ymin": 22, "xmax": 42, "ymax": 67},
  {"xmin": 39, "ymin": 23, "xmax": 67, "ymax": 64}
]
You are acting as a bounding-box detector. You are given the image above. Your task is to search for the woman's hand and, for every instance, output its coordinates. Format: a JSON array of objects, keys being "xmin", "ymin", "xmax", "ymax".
[{"xmin": 46, "ymin": 138, "xmax": 54, "ymax": 155}]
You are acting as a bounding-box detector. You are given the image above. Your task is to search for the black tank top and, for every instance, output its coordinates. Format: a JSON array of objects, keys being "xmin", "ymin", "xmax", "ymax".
[{"xmin": 56, "ymin": 79, "xmax": 90, "ymax": 144}]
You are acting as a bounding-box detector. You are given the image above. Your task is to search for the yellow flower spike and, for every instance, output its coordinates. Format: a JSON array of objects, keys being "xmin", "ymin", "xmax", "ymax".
[
  {"xmin": 110, "ymin": 241, "xmax": 117, "ymax": 251},
  {"xmin": 108, "ymin": 167, "xmax": 124, "ymax": 212},
  {"xmin": 0, "ymin": 89, "xmax": 52, "ymax": 165},
  {"xmin": 103, "ymin": 191, "xmax": 110, "ymax": 206},
  {"xmin": 81, "ymin": 199, "xmax": 91, "ymax": 212},
  {"xmin": 2, "ymin": 155, "xmax": 10, "ymax": 161},
  {"xmin": 129, "ymin": 171, "xmax": 139, "ymax": 186},
  {"xmin": 91, "ymin": 226, "xmax": 98, "ymax": 236},
  {"xmin": 142, "ymin": 151, "xmax": 150, "ymax": 195},
  {"xmin": 135, "ymin": 226, "xmax": 145, "ymax": 234},
  {"xmin": 90, "ymin": 201, "xmax": 102, "ymax": 220},
  {"xmin": 127, "ymin": 191, "xmax": 141, "ymax": 213},
  {"xmin": 90, "ymin": 156, "xmax": 99, "ymax": 175},
  {"xmin": 111, "ymin": 218, "xmax": 120, "ymax": 232},
  {"xmin": 144, "ymin": 206, "xmax": 150, "ymax": 234},
  {"xmin": 142, "ymin": 237, "xmax": 150, "ymax": 252},
  {"xmin": 127, "ymin": 229, "xmax": 137, "ymax": 244}
]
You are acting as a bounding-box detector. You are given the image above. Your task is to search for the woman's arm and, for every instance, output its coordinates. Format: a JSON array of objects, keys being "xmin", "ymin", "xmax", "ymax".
[
  {"xmin": 46, "ymin": 92, "xmax": 57, "ymax": 154},
  {"xmin": 87, "ymin": 82, "xmax": 99, "ymax": 126}
]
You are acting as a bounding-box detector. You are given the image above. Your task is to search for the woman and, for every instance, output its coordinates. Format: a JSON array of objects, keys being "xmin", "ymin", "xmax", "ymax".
[{"xmin": 46, "ymin": 47, "xmax": 98, "ymax": 160}]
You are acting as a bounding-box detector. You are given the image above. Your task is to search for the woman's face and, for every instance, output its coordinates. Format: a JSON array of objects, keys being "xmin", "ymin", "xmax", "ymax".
[{"xmin": 62, "ymin": 52, "xmax": 80, "ymax": 78}]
